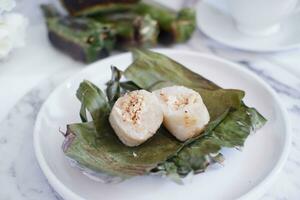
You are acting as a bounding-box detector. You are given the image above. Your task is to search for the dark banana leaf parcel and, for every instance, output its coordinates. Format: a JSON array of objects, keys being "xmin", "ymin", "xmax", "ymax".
[
  {"xmin": 41, "ymin": 5, "xmax": 116, "ymax": 63},
  {"xmin": 61, "ymin": 0, "xmax": 140, "ymax": 16},
  {"xmin": 62, "ymin": 49, "xmax": 266, "ymax": 182},
  {"xmin": 92, "ymin": 13, "xmax": 159, "ymax": 49},
  {"xmin": 133, "ymin": 3, "xmax": 196, "ymax": 44}
]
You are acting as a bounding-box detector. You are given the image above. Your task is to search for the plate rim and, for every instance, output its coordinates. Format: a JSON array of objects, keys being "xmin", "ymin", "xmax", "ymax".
[
  {"xmin": 196, "ymin": 0, "xmax": 300, "ymax": 52},
  {"xmin": 33, "ymin": 49, "xmax": 291, "ymax": 200}
]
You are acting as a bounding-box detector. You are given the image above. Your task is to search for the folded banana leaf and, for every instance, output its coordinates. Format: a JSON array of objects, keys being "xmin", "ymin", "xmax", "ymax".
[
  {"xmin": 133, "ymin": 3, "xmax": 196, "ymax": 44},
  {"xmin": 41, "ymin": 4, "xmax": 116, "ymax": 63},
  {"xmin": 92, "ymin": 13, "xmax": 159, "ymax": 49},
  {"xmin": 124, "ymin": 49, "xmax": 266, "ymax": 179},
  {"xmin": 125, "ymin": 49, "xmax": 245, "ymax": 120},
  {"xmin": 60, "ymin": 0, "xmax": 140, "ymax": 16},
  {"xmin": 106, "ymin": 66, "xmax": 141, "ymax": 106},
  {"xmin": 63, "ymin": 80, "xmax": 182, "ymax": 178},
  {"xmin": 62, "ymin": 49, "xmax": 266, "ymax": 182}
]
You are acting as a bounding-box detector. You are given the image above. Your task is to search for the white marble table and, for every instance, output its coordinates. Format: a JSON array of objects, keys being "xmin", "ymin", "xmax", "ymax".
[{"xmin": 0, "ymin": 1, "xmax": 300, "ymax": 199}]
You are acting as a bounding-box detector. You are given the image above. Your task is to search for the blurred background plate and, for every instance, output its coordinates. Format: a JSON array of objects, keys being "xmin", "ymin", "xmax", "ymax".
[{"xmin": 197, "ymin": 0, "xmax": 300, "ymax": 52}]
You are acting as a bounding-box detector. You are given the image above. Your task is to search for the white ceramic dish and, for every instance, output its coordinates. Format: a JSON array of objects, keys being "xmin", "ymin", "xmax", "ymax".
[
  {"xmin": 197, "ymin": 0, "xmax": 300, "ymax": 52},
  {"xmin": 34, "ymin": 49, "xmax": 291, "ymax": 200}
]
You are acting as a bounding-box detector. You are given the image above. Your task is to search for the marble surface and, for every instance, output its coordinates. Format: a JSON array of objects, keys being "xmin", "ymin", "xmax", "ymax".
[{"xmin": 0, "ymin": 0, "xmax": 300, "ymax": 199}]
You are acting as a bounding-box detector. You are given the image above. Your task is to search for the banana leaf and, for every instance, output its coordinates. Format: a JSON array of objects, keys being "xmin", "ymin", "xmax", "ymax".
[
  {"xmin": 154, "ymin": 105, "xmax": 266, "ymax": 179},
  {"xmin": 62, "ymin": 49, "xmax": 266, "ymax": 181},
  {"xmin": 61, "ymin": 0, "xmax": 196, "ymax": 43},
  {"xmin": 41, "ymin": 4, "xmax": 116, "ymax": 63},
  {"xmin": 124, "ymin": 49, "xmax": 245, "ymax": 120},
  {"xmin": 76, "ymin": 80, "xmax": 111, "ymax": 131},
  {"xmin": 63, "ymin": 122, "xmax": 183, "ymax": 178},
  {"xmin": 92, "ymin": 13, "xmax": 159, "ymax": 49},
  {"xmin": 105, "ymin": 66, "xmax": 141, "ymax": 106},
  {"xmin": 40, "ymin": 4, "xmax": 61, "ymax": 18},
  {"xmin": 63, "ymin": 80, "xmax": 183, "ymax": 178},
  {"xmin": 124, "ymin": 49, "xmax": 266, "ymax": 177},
  {"xmin": 60, "ymin": 0, "xmax": 140, "ymax": 16},
  {"xmin": 133, "ymin": 3, "xmax": 196, "ymax": 44}
]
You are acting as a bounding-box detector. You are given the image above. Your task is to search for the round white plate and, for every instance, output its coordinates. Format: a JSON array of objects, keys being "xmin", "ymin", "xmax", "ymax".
[
  {"xmin": 34, "ymin": 49, "xmax": 291, "ymax": 200},
  {"xmin": 197, "ymin": 0, "xmax": 300, "ymax": 52}
]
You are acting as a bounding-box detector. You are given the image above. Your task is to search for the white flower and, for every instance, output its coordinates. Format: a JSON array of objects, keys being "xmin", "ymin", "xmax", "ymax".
[
  {"xmin": 0, "ymin": 12, "xmax": 28, "ymax": 59},
  {"xmin": 0, "ymin": 0, "xmax": 16, "ymax": 14}
]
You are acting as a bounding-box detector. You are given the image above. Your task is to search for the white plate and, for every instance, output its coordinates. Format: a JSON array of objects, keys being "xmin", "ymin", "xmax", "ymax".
[
  {"xmin": 34, "ymin": 49, "xmax": 291, "ymax": 200},
  {"xmin": 196, "ymin": 0, "xmax": 300, "ymax": 52}
]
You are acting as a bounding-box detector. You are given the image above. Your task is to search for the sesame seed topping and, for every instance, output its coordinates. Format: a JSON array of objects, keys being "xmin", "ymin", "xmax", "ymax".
[{"xmin": 120, "ymin": 91, "xmax": 145, "ymax": 124}]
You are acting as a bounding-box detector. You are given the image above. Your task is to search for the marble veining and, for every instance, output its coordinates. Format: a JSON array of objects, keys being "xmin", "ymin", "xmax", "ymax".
[
  {"xmin": 0, "ymin": 77, "xmax": 65, "ymax": 200},
  {"xmin": 0, "ymin": 0, "xmax": 300, "ymax": 199},
  {"xmin": 238, "ymin": 61, "xmax": 300, "ymax": 100},
  {"xmin": 0, "ymin": 43, "xmax": 300, "ymax": 199},
  {"xmin": 289, "ymin": 105, "xmax": 300, "ymax": 115}
]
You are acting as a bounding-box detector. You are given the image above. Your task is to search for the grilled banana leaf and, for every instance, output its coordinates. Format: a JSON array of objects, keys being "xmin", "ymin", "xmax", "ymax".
[
  {"xmin": 105, "ymin": 66, "xmax": 141, "ymax": 106},
  {"xmin": 133, "ymin": 3, "xmax": 196, "ymax": 44},
  {"xmin": 41, "ymin": 4, "xmax": 116, "ymax": 63},
  {"xmin": 93, "ymin": 13, "xmax": 159, "ymax": 49},
  {"xmin": 125, "ymin": 49, "xmax": 245, "ymax": 120},
  {"xmin": 63, "ymin": 80, "xmax": 182, "ymax": 178},
  {"xmin": 124, "ymin": 49, "xmax": 266, "ymax": 178},
  {"xmin": 62, "ymin": 49, "xmax": 266, "ymax": 181},
  {"xmin": 40, "ymin": 4, "xmax": 61, "ymax": 18},
  {"xmin": 60, "ymin": 0, "xmax": 140, "ymax": 16}
]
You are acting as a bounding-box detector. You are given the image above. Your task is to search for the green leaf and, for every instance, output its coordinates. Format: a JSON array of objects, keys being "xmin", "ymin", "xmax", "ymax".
[
  {"xmin": 119, "ymin": 81, "xmax": 141, "ymax": 91},
  {"xmin": 63, "ymin": 49, "xmax": 266, "ymax": 181},
  {"xmin": 125, "ymin": 49, "xmax": 245, "ymax": 120},
  {"xmin": 124, "ymin": 49, "xmax": 266, "ymax": 178},
  {"xmin": 164, "ymin": 105, "xmax": 266, "ymax": 177},
  {"xmin": 133, "ymin": 3, "xmax": 196, "ymax": 43},
  {"xmin": 41, "ymin": 4, "xmax": 61, "ymax": 18},
  {"xmin": 125, "ymin": 49, "xmax": 219, "ymax": 90},
  {"xmin": 41, "ymin": 5, "xmax": 116, "ymax": 63},
  {"xmin": 92, "ymin": 13, "xmax": 159, "ymax": 49},
  {"xmin": 63, "ymin": 122, "xmax": 183, "ymax": 177},
  {"xmin": 105, "ymin": 66, "xmax": 142, "ymax": 107},
  {"xmin": 172, "ymin": 8, "xmax": 196, "ymax": 43},
  {"xmin": 67, "ymin": 78, "xmax": 184, "ymax": 178},
  {"xmin": 60, "ymin": 0, "xmax": 139, "ymax": 16},
  {"xmin": 79, "ymin": 103, "xmax": 88, "ymax": 122},
  {"xmin": 106, "ymin": 66, "xmax": 122, "ymax": 106},
  {"xmin": 76, "ymin": 80, "xmax": 110, "ymax": 132}
]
